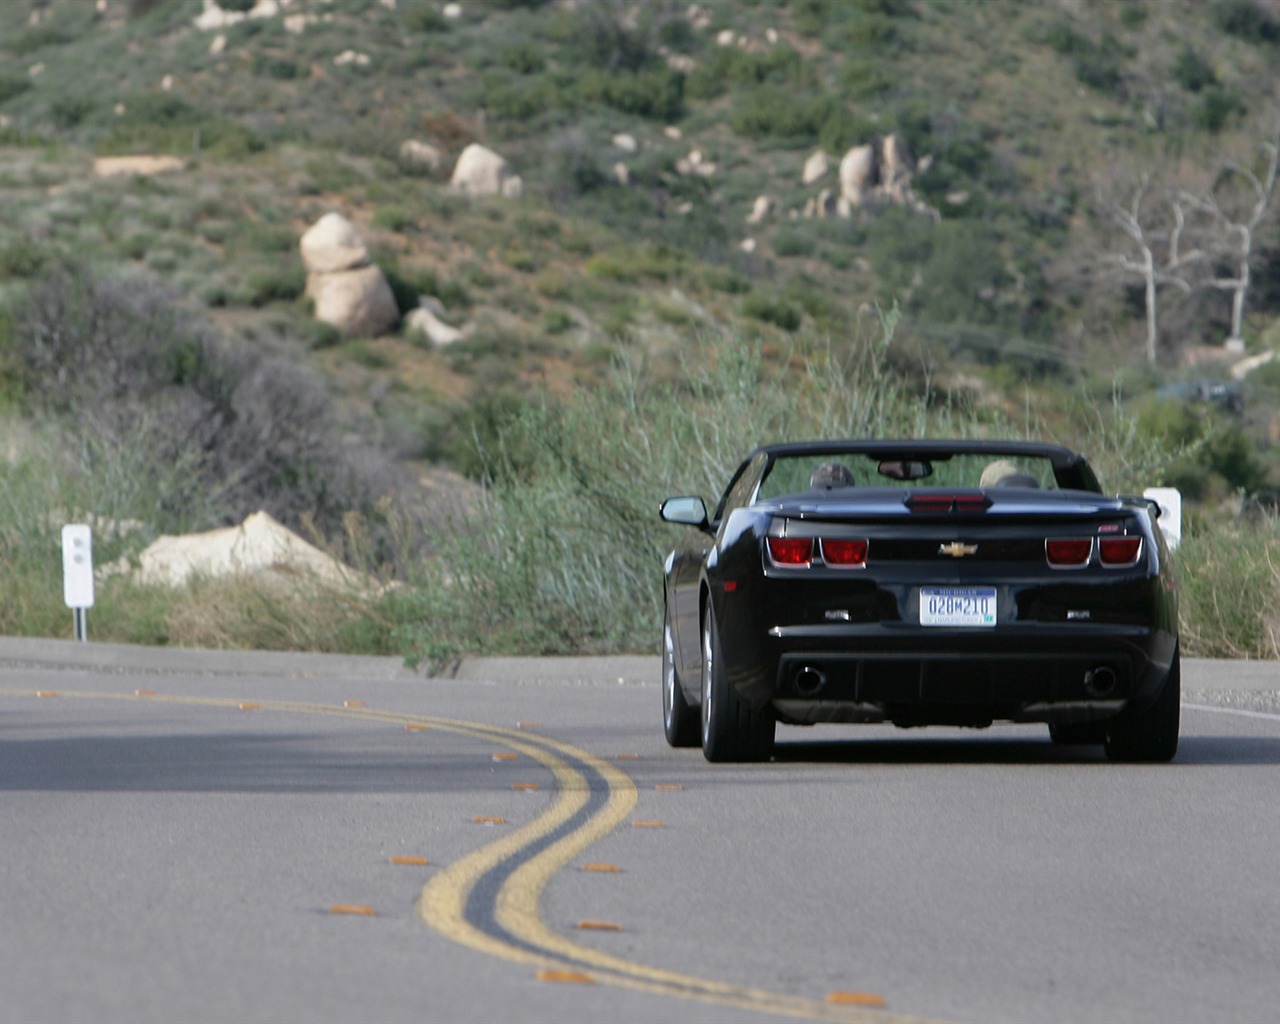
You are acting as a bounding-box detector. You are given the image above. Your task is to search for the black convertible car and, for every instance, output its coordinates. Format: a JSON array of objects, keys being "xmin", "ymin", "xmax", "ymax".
[{"xmin": 659, "ymin": 440, "xmax": 1179, "ymax": 763}]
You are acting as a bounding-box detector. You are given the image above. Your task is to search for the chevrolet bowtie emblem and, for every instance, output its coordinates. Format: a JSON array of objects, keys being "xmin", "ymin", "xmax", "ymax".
[{"xmin": 939, "ymin": 542, "xmax": 978, "ymax": 558}]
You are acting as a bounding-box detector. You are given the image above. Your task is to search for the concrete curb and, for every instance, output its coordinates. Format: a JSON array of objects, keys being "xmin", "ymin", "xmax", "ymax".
[
  {"xmin": 0, "ymin": 637, "xmax": 1271, "ymax": 690},
  {"xmin": 0, "ymin": 636, "xmax": 659, "ymax": 685}
]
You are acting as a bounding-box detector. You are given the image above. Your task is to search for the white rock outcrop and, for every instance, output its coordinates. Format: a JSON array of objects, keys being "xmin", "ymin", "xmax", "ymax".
[
  {"xmin": 299, "ymin": 211, "xmax": 369, "ymax": 275},
  {"xmin": 450, "ymin": 143, "xmax": 523, "ymax": 198},
  {"xmin": 134, "ymin": 511, "xmax": 371, "ymax": 591}
]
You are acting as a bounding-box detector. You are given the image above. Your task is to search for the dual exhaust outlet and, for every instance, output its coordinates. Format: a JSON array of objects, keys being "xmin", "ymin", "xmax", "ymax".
[{"xmin": 791, "ymin": 664, "xmax": 1119, "ymax": 697}]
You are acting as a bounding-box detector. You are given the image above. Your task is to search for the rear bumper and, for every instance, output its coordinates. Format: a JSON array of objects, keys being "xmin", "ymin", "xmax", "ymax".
[{"xmin": 760, "ymin": 625, "xmax": 1175, "ymax": 727}]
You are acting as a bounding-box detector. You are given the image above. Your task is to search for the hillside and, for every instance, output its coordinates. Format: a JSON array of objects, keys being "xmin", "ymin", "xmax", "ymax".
[{"xmin": 1, "ymin": 0, "xmax": 1279, "ymax": 657}]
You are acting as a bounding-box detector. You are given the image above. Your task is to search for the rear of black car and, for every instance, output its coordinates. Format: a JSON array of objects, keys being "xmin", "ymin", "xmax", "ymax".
[{"xmin": 713, "ymin": 488, "xmax": 1178, "ymax": 739}]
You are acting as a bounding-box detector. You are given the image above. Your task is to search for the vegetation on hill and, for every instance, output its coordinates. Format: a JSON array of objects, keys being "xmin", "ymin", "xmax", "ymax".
[{"xmin": 0, "ymin": 0, "xmax": 1277, "ymax": 658}]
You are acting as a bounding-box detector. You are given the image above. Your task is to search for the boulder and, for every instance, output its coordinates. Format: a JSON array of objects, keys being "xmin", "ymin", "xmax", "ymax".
[
  {"xmin": 802, "ymin": 150, "xmax": 828, "ymax": 185},
  {"xmin": 93, "ymin": 155, "xmax": 184, "ymax": 177},
  {"xmin": 839, "ymin": 144, "xmax": 877, "ymax": 204},
  {"xmin": 746, "ymin": 195, "xmax": 772, "ymax": 224},
  {"xmin": 405, "ymin": 306, "xmax": 463, "ymax": 346},
  {"xmin": 306, "ymin": 265, "xmax": 399, "ymax": 338},
  {"xmin": 399, "ymin": 139, "xmax": 445, "ymax": 176},
  {"xmin": 450, "ymin": 142, "xmax": 522, "ymax": 198},
  {"xmin": 881, "ymin": 133, "xmax": 915, "ymax": 188},
  {"xmin": 300, "ymin": 212, "xmax": 369, "ymax": 274}
]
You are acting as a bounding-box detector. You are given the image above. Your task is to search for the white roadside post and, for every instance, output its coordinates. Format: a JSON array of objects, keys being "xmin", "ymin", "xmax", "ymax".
[{"xmin": 61, "ymin": 524, "xmax": 94, "ymax": 641}]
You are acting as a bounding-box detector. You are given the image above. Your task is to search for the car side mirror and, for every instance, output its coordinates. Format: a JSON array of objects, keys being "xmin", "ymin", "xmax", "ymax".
[{"xmin": 660, "ymin": 496, "xmax": 709, "ymax": 529}]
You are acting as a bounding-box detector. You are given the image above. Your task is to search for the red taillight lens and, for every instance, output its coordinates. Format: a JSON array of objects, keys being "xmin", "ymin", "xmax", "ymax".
[
  {"xmin": 820, "ymin": 538, "xmax": 868, "ymax": 567},
  {"xmin": 1046, "ymin": 538, "xmax": 1092, "ymax": 567},
  {"xmin": 767, "ymin": 537, "xmax": 814, "ymax": 566},
  {"xmin": 1099, "ymin": 536, "xmax": 1142, "ymax": 566}
]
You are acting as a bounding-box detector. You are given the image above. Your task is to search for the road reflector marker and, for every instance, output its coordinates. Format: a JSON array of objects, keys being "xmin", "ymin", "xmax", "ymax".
[
  {"xmin": 655, "ymin": 783, "xmax": 684, "ymax": 791},
  {"xmin": 389, "ymin": 856, "xmax": 429, "ymax": 866},
  {"xmin": 631, "ymin": 820, "xmax": 664, "ymax": 829},
  {"xmin": 134, "ymin": 689, "xmax": 156, "ymax": 697},
  {"xmin": 615, "ymin": 753, "xmax": 639, "ymax": 760},
  {"xmin": 36, "ymin": 691, "xmax": 58, "ymax": 698},
  {"xmin": 536, "ymin": 969, "xmax": 592, "ymax": 984},
  {"xmin": 329, "ymin": 904, "xmax": 376, "ymax": 916},
  {"xmin": 512, "ymin": 782, "xmax": 541, "ymax": 791},
  {"xmin": 405, "ymin": 723, "xmax": 429, "ymax": 731},
  {"xmin": 826, "ymin": 992, "xmax": 886, "ymax": 1007},
  {"xmin": 516, "ymin": 721, "xmax": 540, "ymax": 730},
  {"xmin": 473, "ymin": 816, "xmax": 506, "ymax": 825},
  {"xmin": 343, "ymin": 700, "xmax": 365, "ymax": 708},
  {"xmin": 577, "ymin": 920, "xmax": 622, "ymax": 931},
  {"xmin": 492, "ymin": 753, "xmax": 518, "ymax": 761},
  {"xmin": 238, "ymin": 702, "xmax": 261, "ymax": 710},
  {"xmin": 582, "ymin": 863, "xmax": 621, "ymax": 873}
]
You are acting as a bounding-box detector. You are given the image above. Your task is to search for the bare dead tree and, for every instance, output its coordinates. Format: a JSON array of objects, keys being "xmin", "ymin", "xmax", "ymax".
[
  {"xmin": 1098, "ymin": 173, "xmax": 1205, "ymax": 363},
  {"xmin": 1178, "ymin": 118, "xmax": 1280, "ymax": 347}
]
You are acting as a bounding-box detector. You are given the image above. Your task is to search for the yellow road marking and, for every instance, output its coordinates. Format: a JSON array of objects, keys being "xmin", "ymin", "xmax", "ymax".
[{"xmin": 2, "ymin": 687, "xmax": 940, "ymax": 1023}]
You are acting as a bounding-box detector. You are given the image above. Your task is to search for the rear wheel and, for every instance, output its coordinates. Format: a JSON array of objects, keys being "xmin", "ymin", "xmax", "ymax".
[
  {"xmin": 700, "ymin": 604, "xmax": 774, "ymax": 763},
  {"xmin": 1105, "ymin": 648, "xmax": 1180, "ymax": 763},
  {"xmin": 662, "ymin": 612, "xmax": 699, "ymax": 747}
]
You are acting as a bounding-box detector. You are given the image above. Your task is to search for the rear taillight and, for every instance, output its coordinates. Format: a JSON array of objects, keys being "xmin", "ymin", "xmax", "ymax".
[
  {"xmin": 767, "ymin": 537, "xmax": 814, "ymax": 566},
  {"xmin": 1099, "ymin": 536, "xmax": 1142, "ymax": 566},
  {"xmin": 820, "ymin": 538, "xmax": 868, "ymax": 568},
  {"xmin": 1046, "ymin": 538, "xmax": 1092, "ymax": 568}
]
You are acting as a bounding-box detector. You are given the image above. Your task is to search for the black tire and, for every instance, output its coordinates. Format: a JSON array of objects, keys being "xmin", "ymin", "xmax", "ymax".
[
  {"xmin": 1049, "ymin": 721, "xmax": 1107, "ymax": 745},
  {"xmin": 1105, "ymin": 648, "xmax": 1180, "ymax": 763},
  {"xmin": 700, "ymin": 604, "xmax": 774, "ymax": 763},
  {"xmin": 662, "ymin": 612, "xmax": 700, "ymax": 747}
]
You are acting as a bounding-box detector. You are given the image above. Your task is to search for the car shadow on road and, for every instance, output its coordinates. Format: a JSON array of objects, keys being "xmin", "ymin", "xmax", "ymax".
[{"xmin": 769, "ymin": 733, "xmax": 1280, "ymax": 765}]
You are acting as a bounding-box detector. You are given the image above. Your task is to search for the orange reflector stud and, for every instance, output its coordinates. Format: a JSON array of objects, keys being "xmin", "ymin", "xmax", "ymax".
[
  {"xmin": 492, "ymin": 753, "xmax": 517, "ymax": 761},
  {"xmin": 238, "ymin": 703, "xmax": 260, "ymax": 711},
  {"xmin": 389, "ymin": 856, "xmax": 429, "ymax": 866},
  {"xmin": 404, "ymin": 723, "xmax": 429, "ymax": 731},
  {"xmin": 826, "ymin": 992, "xmax": 886, "ymax": 1007},
  {"xmin": 582, "ymin": 863, "xmax": 621, "ymax": 873},
  {"xmin": 577, "ymin": 920, "xmax": 622, "ymax": 932},
  {"xmin": 512, "ymin": 782, "xmax": 541, "ymax": 791},
  {"xmin": 516, "ymin": 721, "xmax": 540, "ymax": 730},
  {"xmin": 615, "ymin": 753, "xmax": 639, "ymax": 761},
  {"xmin": 473, "ymin": 816, "xmax": 506, "ymax": 825},
  {"xmin": 329, "ymin": 904, "xmax": 376, "ymax": 917},
  {"xmin": 655, "ymin": 783, "xmax": 684, "ymax": 791},
  {"xmin": 135, "ymin": 689, "xmax": 156, "ymax": 697},
  {"xmin": 632, "ymin": 820, "xmax": 664, "ymax": 829},
  {"xmin": 536, "ymin": 969, "xmax": 592, "ymax": 984},
  {"xmin": 343, "ymin": 700, "xmax": 365, "ymax": 708},
  {"xmin": 36, "ymin": 691, "xmax": 58, "ymax": 698}
]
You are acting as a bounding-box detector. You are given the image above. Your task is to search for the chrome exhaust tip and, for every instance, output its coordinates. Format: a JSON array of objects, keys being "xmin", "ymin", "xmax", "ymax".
[
  {"xmin": 794, "ymin": 666, "xmax": 827, "ymax": 695},
  {"xmin": 1084, "ymin": 666, "xmax": 1117, "ymax": 697}
]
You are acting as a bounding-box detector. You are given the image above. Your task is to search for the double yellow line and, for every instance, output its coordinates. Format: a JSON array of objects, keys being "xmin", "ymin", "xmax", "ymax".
[{"xmin": 6, "ymin": 688, "xmax": 936, "ymax": 1023}]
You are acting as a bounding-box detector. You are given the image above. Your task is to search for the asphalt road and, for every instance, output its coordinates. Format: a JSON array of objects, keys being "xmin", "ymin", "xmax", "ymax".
[{"xmin": 1, "ymin": 638, "xmax": 1278, "ymax": 1024}]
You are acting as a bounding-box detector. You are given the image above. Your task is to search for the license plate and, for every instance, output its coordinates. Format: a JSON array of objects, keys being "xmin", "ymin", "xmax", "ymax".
[{"xmin": 920, "ymin": 587, "xmax": 997, "ymax": 627}]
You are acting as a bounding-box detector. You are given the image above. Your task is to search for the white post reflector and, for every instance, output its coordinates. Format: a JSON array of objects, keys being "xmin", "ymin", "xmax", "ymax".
[
  {"xmin": 61, "ymin": 524, "xmax": 95, "ymax": 609},
  {"xmin": 1143, "ymin": 488, "xmax": 1182, "ymax": 550}
]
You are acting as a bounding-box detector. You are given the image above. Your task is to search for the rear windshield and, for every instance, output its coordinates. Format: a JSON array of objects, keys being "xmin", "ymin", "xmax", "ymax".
[{"xmin": 757, "ymin": 451, "xmax": 1058, "ymax": 501}]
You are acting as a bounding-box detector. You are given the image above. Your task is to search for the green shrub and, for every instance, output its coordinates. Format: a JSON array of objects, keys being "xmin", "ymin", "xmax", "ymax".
[
  {"xmin": 576, "ymin": 68, "xmax": 684, "ymax": 121},
  {"xmin": 1191, "ymin": 85, "xmax": 1248, "ymax": 133},
  {"xmin": 1173, "ymin": 47, "xmax": 1216, "ymax": 92},
  {"xmin": 742, "ymin": 292, "xmax": 802, "ymax": 331},
  {"xmin": 1210, "ymin": 0, "xmax": 1280, "ymax": 43},
  {"xmin": 1179, "ymin": 516, "xmax": 1280, "ymax": 658},
  {"xmin": 244, "ymin": 266, "xmax": 305, "ymax": 307}
]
